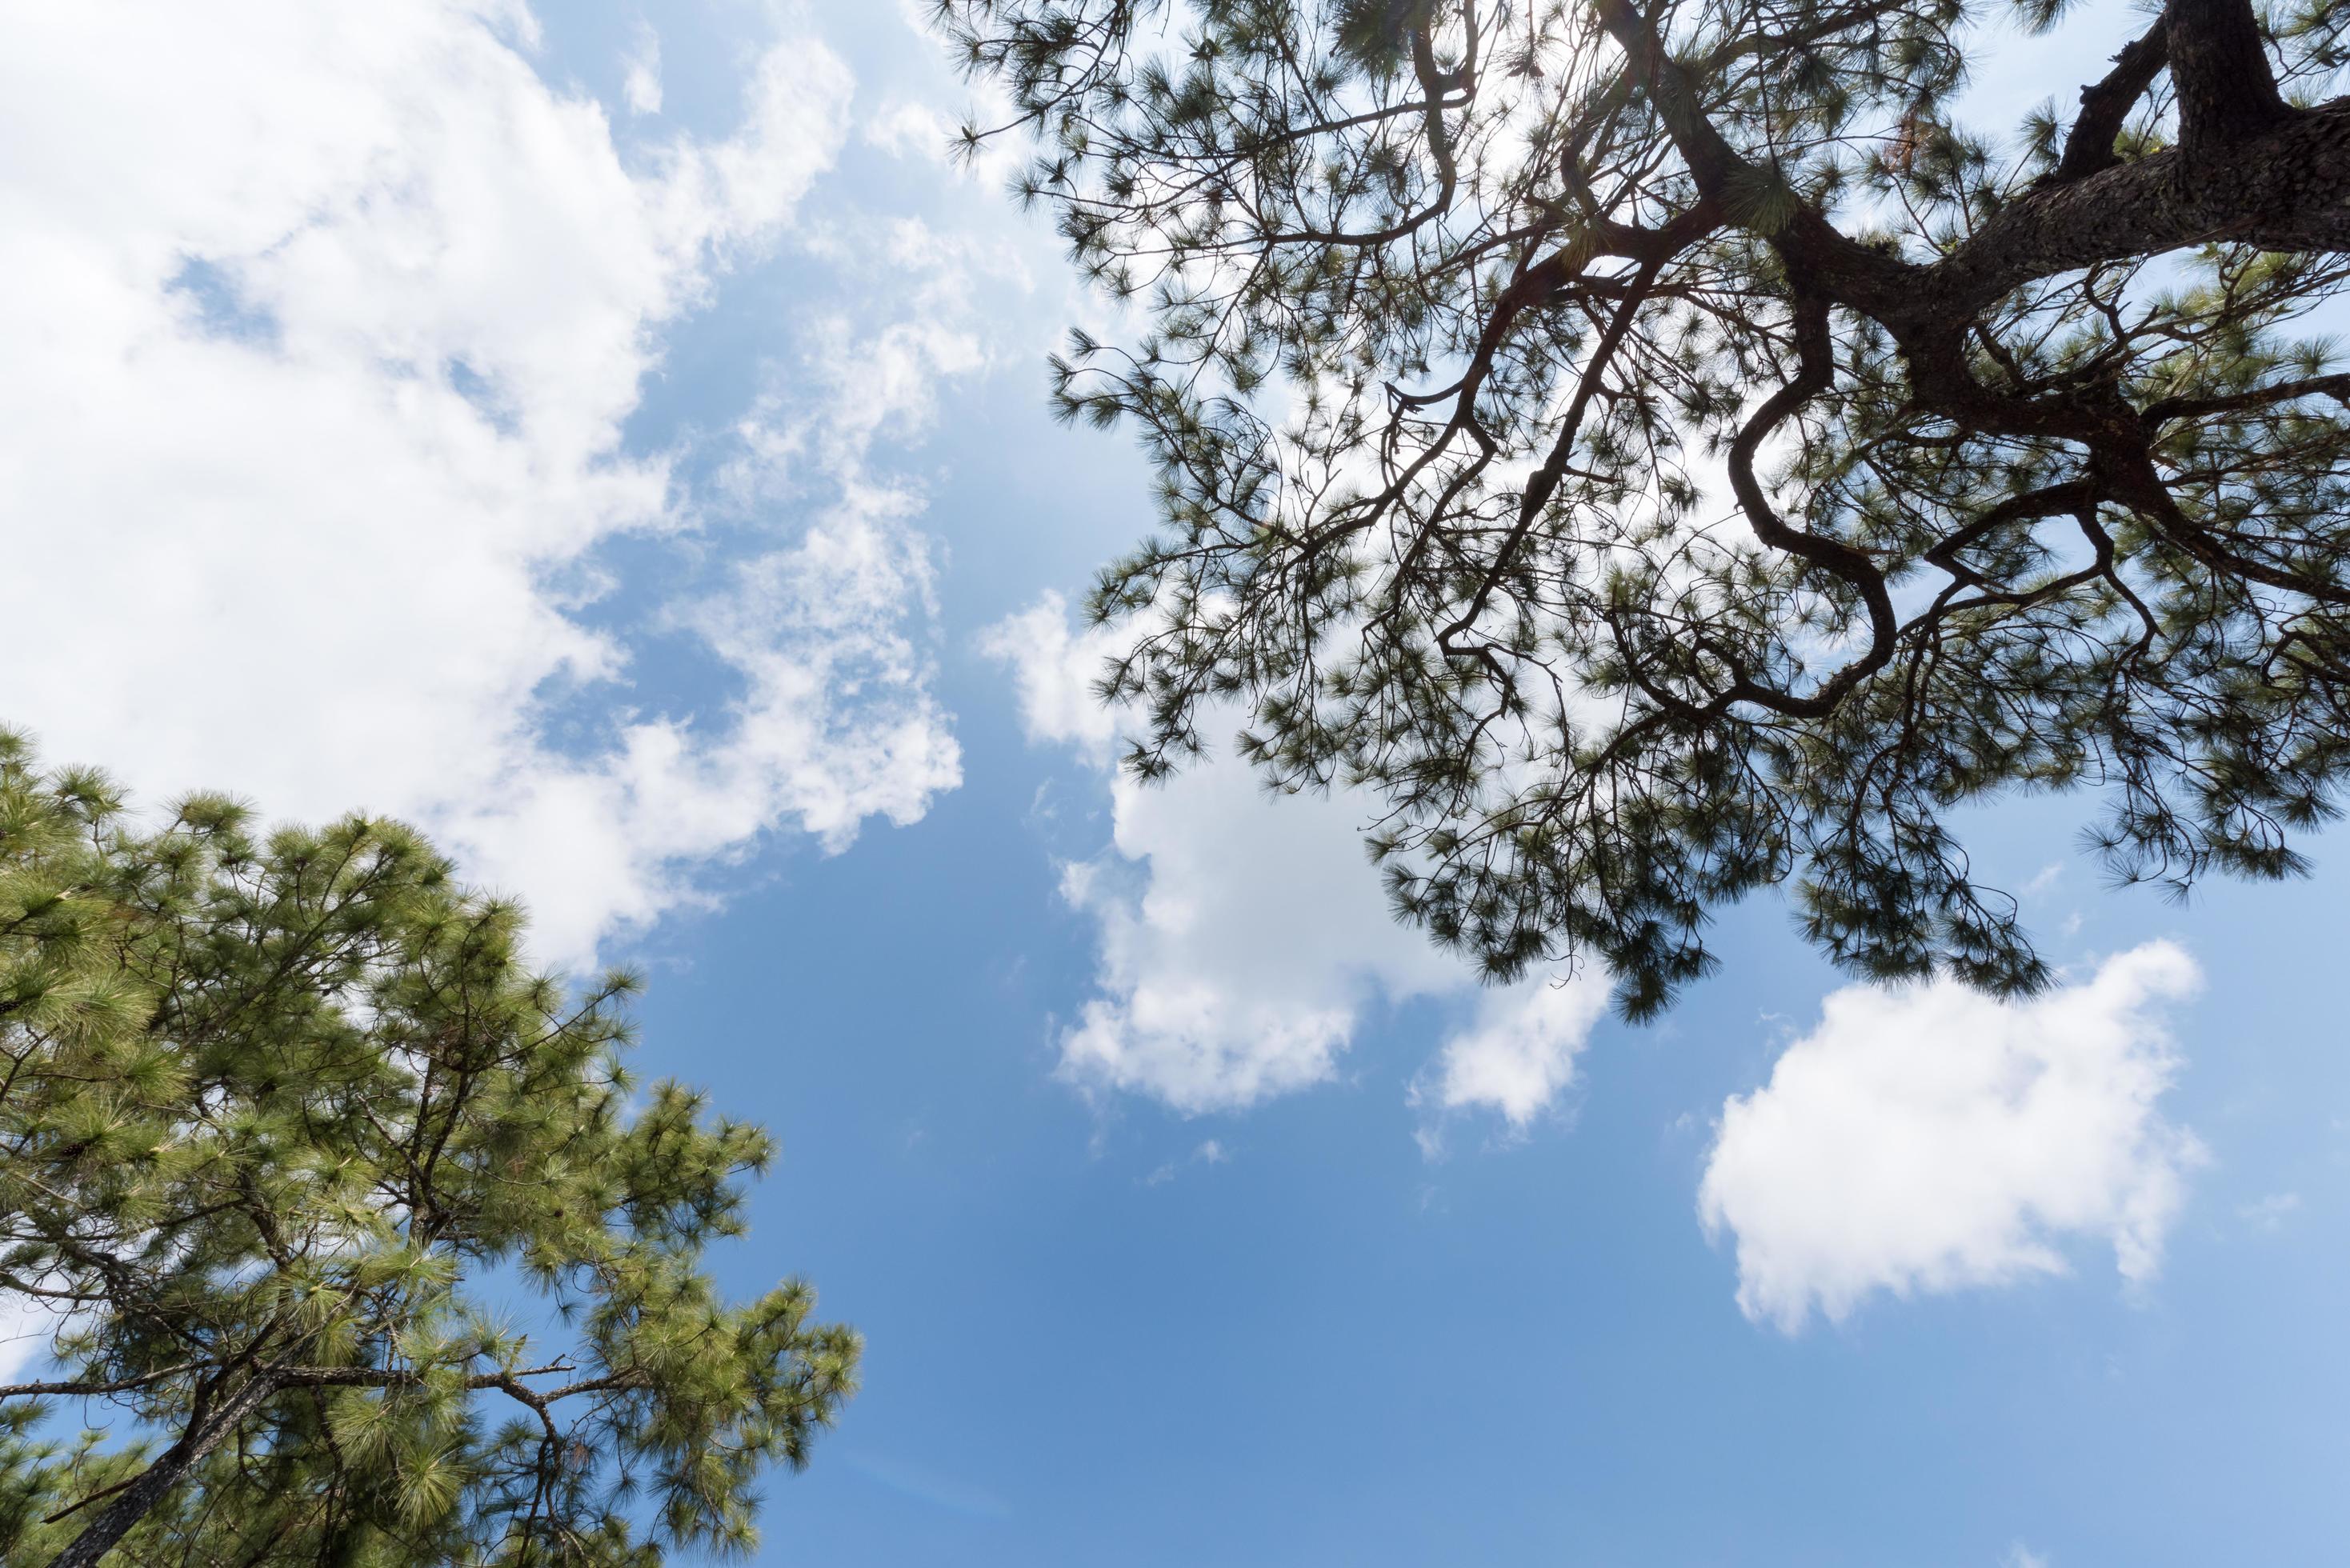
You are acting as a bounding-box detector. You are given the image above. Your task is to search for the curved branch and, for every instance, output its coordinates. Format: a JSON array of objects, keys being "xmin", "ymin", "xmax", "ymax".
[
  {"xmin": 1719, "ymin": 295, "xmax": 1899, "ymax": 719},
  {"xmin": 2049, "ymin": 22, "xmax": 2170, "ymax": 184}
]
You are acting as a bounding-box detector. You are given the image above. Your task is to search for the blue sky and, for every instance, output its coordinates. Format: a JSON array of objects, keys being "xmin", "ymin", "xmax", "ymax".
[{"xmin": 3, "ymin": 2, "xmax": 2347, "ymax": 1562}]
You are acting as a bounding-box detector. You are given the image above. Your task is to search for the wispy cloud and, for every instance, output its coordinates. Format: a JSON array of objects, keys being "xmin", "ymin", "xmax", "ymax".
[
  {"xmin": 621, "ymin": 19, "xmax": 662, "ymax": 114},
  {"xmin": 843, "ymin": 1450, "xmax": 1011, "ymax": 1519},
  {"xmin": 1143, "ymin": 1139, "xmax": 1233, "ymax": 1186},
  {"xmin": 2240, "ymin": 1191, "xmax": 2301, "ymax": 1234},
  {"xmin": 0, "ymin": 2, "xmax": 971, "ymax": 966}
]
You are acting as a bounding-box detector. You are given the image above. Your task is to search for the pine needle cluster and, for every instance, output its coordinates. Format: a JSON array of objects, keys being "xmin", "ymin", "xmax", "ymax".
[{"xmin": 0, "ymin": 732, "xmax": 855, "ymax": 1566}]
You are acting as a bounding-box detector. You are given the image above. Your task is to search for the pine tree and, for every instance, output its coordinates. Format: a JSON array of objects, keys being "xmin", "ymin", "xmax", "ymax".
[
  {"xmin": 940, "ymin": 0, "xmax": 2350, "ymax": 1015},
  {"xmin": 0, "ymin": 731, "xmax": 856, "ymax": 1566}
]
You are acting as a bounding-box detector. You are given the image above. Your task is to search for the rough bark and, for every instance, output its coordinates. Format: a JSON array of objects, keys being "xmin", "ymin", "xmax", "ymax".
[
  {"xmin": 1916, "ymin": 101, "xmax": 2350, "ymax": 320},
  {"xmin": 42, "ymin": 1374, "xmax": 279, "ymax": 1568},
  {"xmin": 2168, "ymin": 0, "xmax": 2292, "ymax": 146},
  {"xmin": 2050, "ymin": 26, "xmax": 2170, "ymax": 185}
]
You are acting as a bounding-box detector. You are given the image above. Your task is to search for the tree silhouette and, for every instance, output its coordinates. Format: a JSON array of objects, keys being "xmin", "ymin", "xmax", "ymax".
[{"xmin": 942, "ymin": 0, "xmax": 2350, "ymax": 1014}]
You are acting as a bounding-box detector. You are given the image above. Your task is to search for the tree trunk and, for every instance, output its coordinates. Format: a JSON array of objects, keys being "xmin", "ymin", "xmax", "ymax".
[{"xmin": 42, "ymin": 1374, "xmax": 278, "ymax": 1568}]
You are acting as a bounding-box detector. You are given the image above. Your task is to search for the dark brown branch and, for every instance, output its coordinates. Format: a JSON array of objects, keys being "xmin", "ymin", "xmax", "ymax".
[
  {"xmin": 1922, "ymin": 480, "xmax": 2103, "ymax": 586},
  {"xmin": 1599, "ymin": 0, "xmax": 2350, "ymax": 330},
  {"xmin": 2145, "ymin": 372, "xmax": 2350, "ymax": 422},
  {"xmin": 1909, "ymin": 101, "xmax": 2350, "ymax": 322},
  {"xmin": 1, "ymin": 1361, "xmax": 202, "ymax": 1401},
  {"xmin": 1435, "ymin": 254, "xmax": 1666, "ymax": 662},
  {"xmin": 1717, "ymin": 294, "xmax": 1900, "ymax": 719},
  {"xmin": 42, "ymin": 1374, "xmax": 282, "ymax": 1568},
  {"xmin": 2168, "ymin": 0, "xmax": 2290, "ymax": 150},
  {"xmin": 2050, "ymin": 22, "xmax": 2170, "ymax": 184}
]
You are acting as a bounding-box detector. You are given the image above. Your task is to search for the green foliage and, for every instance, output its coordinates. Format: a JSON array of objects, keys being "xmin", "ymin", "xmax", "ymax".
[
  {"xmin": 0, "ymin": 731, "xmax": 855, "ymax": 1565},
  {"xmin": 942, "ymin": 0, "xmax": 2350, "ymax": 1016}
]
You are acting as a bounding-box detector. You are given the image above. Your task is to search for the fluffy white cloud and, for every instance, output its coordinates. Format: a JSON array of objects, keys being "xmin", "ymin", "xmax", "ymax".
[
  {"xmin": 0, "ymin": 2, "xmax": 967, "ymax": 964},
  {"xmin": 985, "ymin": 597, "xmax": 1607, "ymax": 1118},
  {"xmin": 1419, "ymin": 978, "xmax": 1613, "ymax": 1129},
  {"xmin": 1699, "ymin": 942, "xmax": 2208, "ymax": 1332},
  {"xmin": 982, "ymin": 591, "xmax": 1123, "ymax": 761}
]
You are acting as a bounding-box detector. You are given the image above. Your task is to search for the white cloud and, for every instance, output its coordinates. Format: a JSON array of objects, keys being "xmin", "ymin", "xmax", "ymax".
[
  {"xmin": 857, "ymin": 95, "xmax": 1030, "ymax": 188},
  {"xmin": 0, "ymin": 1295, "xmax": 54, "ymax": 1385},
  {"xmin": 1699, "ymin": 943, "xmax": 2208, "ymax": 1332},
  {"xmin": 986, "ymin": 598, "xmax": 1607, "ymax": 1118},
  {"xmin": 621, "ymin": 21, "xmax": 662, "ymax": 115},
  {"xmin": 979, "ymin": 592, "xmax": 1124, "ymax": 762},
  {"xmin": 1142, "ymin": 1138, "xmax": 1231, "ymax": 1186},
  {"xmin": 1419, "ymin": 978, "xmax": 1612, "ymax": 1130},
  {"xmin": 864, "ymin": 98, "xmax": 957, "ymax": 161},
  {"xmin": 2003, "ymin": 1546, "xmax": 2052, "ymax": 1568},
  {"xmin": 0, "ymin": 2, "xmax": 968, "ymax": 966}
]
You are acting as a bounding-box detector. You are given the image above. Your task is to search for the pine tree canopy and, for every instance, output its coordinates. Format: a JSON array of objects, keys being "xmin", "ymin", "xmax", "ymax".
[
  {"xmin": 939, "ymin": 0, "xmax": 2350, "ymax": 1015},
  {"xmin": 0, "ymin": 733, "xmax": 856, "ymax": 1566}
]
